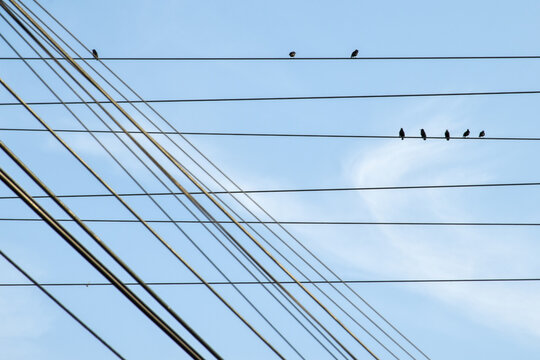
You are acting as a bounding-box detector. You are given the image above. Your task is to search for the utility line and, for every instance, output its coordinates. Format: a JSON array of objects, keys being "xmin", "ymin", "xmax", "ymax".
[
  {"xmin": 21, "ymin": 2, "xmax": 428, "ymax": 357},
  {"xmin": 1, "ymin": 127, "xmax": 538, "ymax": 141},
  {"xmin": 0, "ymin": 164, "xmax": 205, "ymax": 360},
  {"xmin": 20, "ymin": 2, "xmax": 449, "ymax": 357},
  {"xmin": 0, "ymin": 7, "xmax": 289, "ymax": 358},
  {"xmin": 3, "ymin": 218, "xmax": 539, "ymax": 226},
  {"xmin": 10, "ymin": 2, "xmax": 375, "ymax": 357},
  {"xmin": 2, "ymin": 277, "xmax": 539, "ymax": 288},
  {"xmin": 1, "ymin": 88, "xmax": 540, "ymax": 106},
  {"xmin": 0, "ymin": 250, "xmax": 126, "ymax": 360},
  {"xmin": 4, "ymin": 6, "xmax": 348, "ymax": 358},
  {"xmin": 2, "ymin": 55, "xmax": 540, "ymax": 61},
  {"xmin": 0, "ymin": 180, "xmax": 536, "ymax": 201}
]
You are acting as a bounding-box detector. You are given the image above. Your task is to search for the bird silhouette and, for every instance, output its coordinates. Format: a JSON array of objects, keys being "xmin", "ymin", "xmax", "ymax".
[
  {"xmin": 289, "ymin": 51, "xmax": 296, "ymax": 58},
  {"xmin": 351, "ymin": 49, "xmax": 359, "ymax": 58},
  {"xmin": 399, "ymin": 128, "xmax": 405, "ymax": 140},
  {"xmin": 479, "ymin": 130, "xmax": 485, "ymax": 138},
  {"xmin": 92, "ymin": 49, "xmax": 98, "ymax": 59},
  {"xmin": 445, "ymin": 129, "xmax": 450, "ymax": 141},
  {"xmin": 463, "ymin": 129, "xmax": 470, "ymax": 137},
  {"xmin": 420, "ymin": 129, "xmax": 427, "ymax": 140}
]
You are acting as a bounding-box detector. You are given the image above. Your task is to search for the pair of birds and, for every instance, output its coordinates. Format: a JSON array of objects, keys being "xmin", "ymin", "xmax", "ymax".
[
  {"xmin": 399, "ymin": 128, "xmax": 486, "ymax": 140},
  {"xmin": 289, "ymin": 49, "xmax": 359, "ymax": 58}
]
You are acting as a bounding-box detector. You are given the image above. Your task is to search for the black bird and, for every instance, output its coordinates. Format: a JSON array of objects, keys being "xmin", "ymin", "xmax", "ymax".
[
  {"xmin": 445, "ymin": 129, "xmax": 450, "ymax": 141},
  {"xmin": 92, "ymin": 49, "xmax": 99, "ymax": 59},
  {"xmin": 399, "ymin": 128, "xmax": 405, "ymax": 140},
  {"xmin": 463, "ymin": 129, "xmax": 470, "ymax": 137},
  {"xmin": 351, "ymin": 49, "xmax": 359, "ymax": 58},
  {"xmin": 479, "ymin": 130, "xmax": 485, "ymax": 138},
  {"xmin": 289, "ymin": 51, "xmax": 296, "ymax": 58},
  {"xmin": 420, "ymin": 129, "xmax": 427, "ymax": 140}
]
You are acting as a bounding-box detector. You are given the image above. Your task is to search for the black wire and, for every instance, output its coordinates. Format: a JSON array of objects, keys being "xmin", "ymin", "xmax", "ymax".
[
  {"xmin": 0, "ymin": 127, "xmax": 535, "ymax": 141},
  {"xmin": 2, "ymin": 55, "xmax": 540, "ymax": 61},
  {"xmin": 2, "ymin": 218, "xmax": 540, "ymax": 226},
  {"xmin": 1, "ymin": 277, "xmax": 538, "ymax": 287},
  {"xmin": 0, "ymin": 250, "xmax": 126, "ymax": 360},
  {"xmin": 0, "ymin": 180, "xmax": 538, "ymax": 201},
  {"xmin": 0, "ymin": 6, "xmax": 293, "ymax": 358},
  {"xmin": 1, "ymin": 89, "xmax": 540, "ymax": 106}
]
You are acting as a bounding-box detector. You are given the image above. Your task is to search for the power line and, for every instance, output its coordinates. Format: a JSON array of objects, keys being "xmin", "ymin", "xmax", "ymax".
[
  {"xmin": 2, "ymin": 55, "xmax": 540, "ymax": 61},
  {"xmin": 0, "ymin": 8, "xmax": 288, "ymax": 358},
  {"xmin": 0, "ymin": 181, "xmax": 538, "ymax": 201},
  {"xmin": 0, "ymin": 7, "xmax": 352, "ymax": 358},
  {"xmin": 1, "ymin": 277, "xmax": 538, "ymax": 288},
  {"xmin": 2, "ymin": 89, "xmax": 540, "ymax": 107},
  {"xmin": 2, "ymin": 218, "xmax": 539, "ymax": 226},
  {"xmin": 0, "ymin": 250, "xmax": 126, "ymax": 360},
  {"xmin": 1, "ymin": 127, "xmax": 537, "ymax": 141},
  {"xmin": 0, "ymin": 161, "xmax": 205, "ymax": 360}
]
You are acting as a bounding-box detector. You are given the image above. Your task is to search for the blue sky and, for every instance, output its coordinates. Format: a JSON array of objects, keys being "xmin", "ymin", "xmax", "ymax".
[{"xmin": 2, "ymin": 0, "xmax": 540, "ymax": 359}]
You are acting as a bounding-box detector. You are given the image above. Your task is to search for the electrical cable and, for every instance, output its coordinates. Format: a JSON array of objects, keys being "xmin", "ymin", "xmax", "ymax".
[
  {"xmin": 0, "ymin": 250, "xmax": 126, "ymax": 360},
  {"xmin": 0, "ymin": 127, "xmax": 534, "ymax": 141},
  {"xmin": 8, "ymin": 2, "xmax": 376, "ymax": 358},
  {"xmin": 1, "ymin": 8, "xmax": 343, "ymax": 358},
  {"xmin": 26, "ymin": 1, "xmax": 431, "ymax": 357},
  {"xmin": 0, "ymin": 166, "xmax": 206, "ymax": 360}
]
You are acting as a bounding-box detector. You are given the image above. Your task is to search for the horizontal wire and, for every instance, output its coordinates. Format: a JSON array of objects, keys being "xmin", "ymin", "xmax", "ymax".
[
  {"xmin": 1, "ymin": 277, "xmax": 538, "ymax": 287},
  {"xmin": 0, "ymin": 127, "xmax": 532, "ymax": 141},
  {"xmin": 2, "ymin": 218, "xmax": 540, "ymax": 226},
  {"xmin": 2, "ymin": 89, "xmax": 540, "ymax": 107},
  {"xmin": 0, "ymin": 181, "xmax": 538, "ymax": 201},
  {"xmin": 2, "ymin": 55, "xmax": 540, "ymax": 61}
]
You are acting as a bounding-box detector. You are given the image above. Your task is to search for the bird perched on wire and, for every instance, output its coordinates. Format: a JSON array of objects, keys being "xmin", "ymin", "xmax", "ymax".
[
  {"xmin": 463, "ymin": 129, "xmax": 470, "ymax": 137},
  {"xmin": 289, "ymin": 51, "xmax": 296, "ymax": 58},
  {"xmin": 351, "ymin": 49, "xmax": 359, "ymax": 58},
  {"xmin": 479, "ymin": 130, "xmax": 485, "ymax": 138},
  {"xmin": 445, "ymin": 129, "xmax": 450, "ymax": 141},
  {"xmin": 420, "ymin": 129, "xmax": 427, "ymax": 140},
  {"xmin": 399, "ymin": 128, "xmax": 405, "ymax": 140},
  {"xmin": 92, "ymin": 49, "xmax": 99, "ymax": 59}
]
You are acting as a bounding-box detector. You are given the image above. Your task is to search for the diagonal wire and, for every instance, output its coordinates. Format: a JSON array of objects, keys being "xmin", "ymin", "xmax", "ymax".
[
  {"xmin": 0, "ymin": 250, "xmax": 126, "ymax": 360},
  {"xmin": 0, "ymin": 166, "xmax": 205, "ymax": 359},
  {"xmin": 9, "ymin": 5, "xmax": 409, "ymax": 359},
  {"xmin": 0, "ymin": 9, "xmax": 290, "ymax": 359},
  {"xmin": 0, "ymin": 8, "xmax": 346, "ymax": 359},
  {"xmin": 24, "ymin": 0, "xmax": 429, "ymax": 357},
  {"xmin": 9, "ymin": 2, "xmax": 376, "ymax": 358}
]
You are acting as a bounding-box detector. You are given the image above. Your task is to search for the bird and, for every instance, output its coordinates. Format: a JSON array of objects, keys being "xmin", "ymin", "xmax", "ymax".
[
  {"xmin": 351, "ymin": 49, "xmax": 359, "ymax": 58},
  {"xmin": 92, "ymin": 49, "xmax": 99, "ymax": 59},
  {"xmin": 399, "ymin": 128, "xmax": 405, "ymax": 140},
  {"xmin": 463, "ymin": 129, "xmax": 470, "ymax": 137},
  {"xmin": 445, "ymin": 129, "xmax": 450, "ymax": 141},
  {"xmin": 289, "ymin": 51, "xmax": 296, "ymax": 58},
  {"xmin": 420, "ymin": 129, "xmax": 427, "ymax": 140},
  {"xmin": 479, "ymin": 130, "xmax": 485, "ymax": 138}
]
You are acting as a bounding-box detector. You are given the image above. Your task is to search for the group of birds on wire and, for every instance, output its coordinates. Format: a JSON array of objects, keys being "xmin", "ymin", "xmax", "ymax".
[
  {"xmin": 399, "ymin": 128, "xmax": 486, "ymax": 140},
  {"xmin": 289, "ymin": 49, "xmax": 359, "ymax": 58}
]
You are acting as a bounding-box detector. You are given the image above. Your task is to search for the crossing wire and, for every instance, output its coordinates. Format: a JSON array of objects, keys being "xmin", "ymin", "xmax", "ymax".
[
  {"xmin": 2, "ymin": 127, "xmax": 540, "ymax": 141},
  {"xmin": 1, "ymin": 218, "xmax": 539, "ymax": 226},
  {"xmin": 19, "ymin": 4, "xmax": 422, "ymax": 355},
  {"xmin": 0, "ymin": 7, "xmax": 290, "ymax": 359},
  {"xmin": 1, "ymin": 88, "xmax": 540, "ymax": 106},
  {"xmin": 2, "ymin": 277, "xmax": 539, "ymax": 287},
  {"xmin": 0, "ymin": 165, "xmax": 206, "ymax": 360},
  {"xmin": 2, "ymin": 55, "xmax": 540, "ymax": 61},
  {"xmin": 3, "ymin": 5, "xmax": 354, "ymax": 359},
  {"xmin": 9, "ymin": 2, "xmax": 377, "ymax": 358},
  {"xmin": 0, "ymin": 250, "xmax": 126, "ymax": 360},
  {"xmin": 0, "ymin": 180, "xmax": 538, "ymax": 201},
  {"xmin": 25, "ymin": 1, "xmax": 434, "ymax": 358}
]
